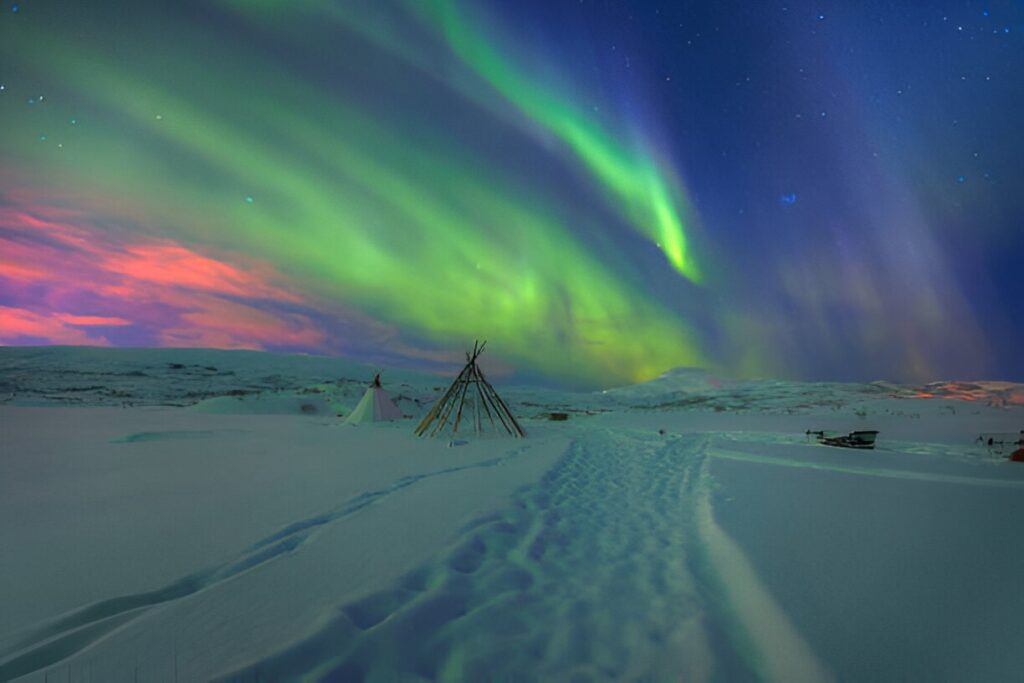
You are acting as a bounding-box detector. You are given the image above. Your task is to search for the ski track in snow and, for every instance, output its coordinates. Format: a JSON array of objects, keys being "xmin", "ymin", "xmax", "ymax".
[
  {"xmin": 0, "ymin": 446, "xmax": 535, "ymax": 682},
  {"xmin": 215, "ymin": 431, "xmax": 828, "ymax": 682}
]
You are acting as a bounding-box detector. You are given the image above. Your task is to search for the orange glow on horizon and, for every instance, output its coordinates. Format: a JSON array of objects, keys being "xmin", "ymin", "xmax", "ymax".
[{"xmin": 905, "ymin": 382, "xmax": 1023, "ymax": 407}]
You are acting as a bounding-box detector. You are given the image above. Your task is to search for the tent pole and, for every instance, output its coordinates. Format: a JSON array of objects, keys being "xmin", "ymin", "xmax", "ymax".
[
  {"xmin": 475, "ymin": 376, "xmax": 498, "ymax": 432},
  {"xmin": 488, "ymin": 383, "xmax": 525, "ymax": 437},
  {"xmin": 417, "ymin": 364, "xmax": 467, "ymax": 435},
  {"xmin": 476, "ymin": 364, "xmax": 524, "ymax": 437},
  {"xmin": 430, "ymin": 366, "xmax": 470, "ymax": 436},
  {"xmin": 450, "ymin": 366, "xmax": 475, "ymax": 434},
  {"xmin": 477, "ymin": 373, "xmax": 515, "ymax": 436}
]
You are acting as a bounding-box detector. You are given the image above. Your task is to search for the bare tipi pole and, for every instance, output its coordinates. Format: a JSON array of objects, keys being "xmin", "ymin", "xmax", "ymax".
[{"xmin": 415, "ymin": 341, "xmax": 525, "ymax": 438}]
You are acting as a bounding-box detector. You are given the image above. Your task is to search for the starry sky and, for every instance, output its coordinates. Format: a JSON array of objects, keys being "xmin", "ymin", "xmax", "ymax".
[{"xmin": 1, "ymin": 0, "xmax": 1021, "ymax": 387}]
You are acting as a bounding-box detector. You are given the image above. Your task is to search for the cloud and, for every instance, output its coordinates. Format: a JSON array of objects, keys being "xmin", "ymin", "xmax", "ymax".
[
  {"xmin": 0, "ymin": 195, "xmax": 329, "ymax": 353},
  {"xmin": 102, "ymin": 244, "xmax": 304, "ymax": 304},
  {"xmin": 0, "ymin": 306, "xmax": 112, "ymax": 345},
  {"xmin": 55, "ymin": 314, "xmax": 133, "ymax": 326}
]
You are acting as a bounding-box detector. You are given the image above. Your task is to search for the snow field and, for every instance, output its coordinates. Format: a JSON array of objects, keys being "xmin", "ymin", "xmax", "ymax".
[{"xmin": 2, "ymin": 348, "xmax": 1024, "ymax": 681}]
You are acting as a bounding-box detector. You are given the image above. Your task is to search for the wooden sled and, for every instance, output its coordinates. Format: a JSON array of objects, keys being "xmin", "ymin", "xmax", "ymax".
[{"xmin": 807, "ymin": 429, "xmax": 879, "ymax": 450}]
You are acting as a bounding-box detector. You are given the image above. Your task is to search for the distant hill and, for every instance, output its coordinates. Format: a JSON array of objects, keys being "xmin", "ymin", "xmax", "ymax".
[{"xmin": 0, "ymin": 346, "xmax": 441, "ymax": 407}]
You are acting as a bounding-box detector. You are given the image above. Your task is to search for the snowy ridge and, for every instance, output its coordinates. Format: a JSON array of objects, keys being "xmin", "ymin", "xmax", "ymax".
[
  {"xmin": 0, "ymin": 346, "xmax": 439, "ymax": 409},
  {"xmin": 3, "ymin": 347, "xmax": 1022, "ymax": 417}
]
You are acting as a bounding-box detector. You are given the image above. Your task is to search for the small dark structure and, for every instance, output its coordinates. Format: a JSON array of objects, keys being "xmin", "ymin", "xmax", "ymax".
[
  {"xmin": 807, "ymin": 429, "xmax": 880, "ymax": 450},
  {"xmin": 548, "ymin": 412, "xmax": 569, "ymax": 421},
  {"xmin": 977, "ymin": 430, "xmax": 1024, "ymax": 454},
  {"xmin": 415, "ymin": 341, "xmax": 525, "ymax": 438},
  {"xmin": 1010, "ymin": 448, "xmax": 1024, "ymax": 463}
]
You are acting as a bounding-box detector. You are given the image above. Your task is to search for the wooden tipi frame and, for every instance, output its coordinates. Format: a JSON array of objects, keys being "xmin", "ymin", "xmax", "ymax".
[{"xmin": 415, "ymin": 341, "xmax": 525, "ymax": 438}]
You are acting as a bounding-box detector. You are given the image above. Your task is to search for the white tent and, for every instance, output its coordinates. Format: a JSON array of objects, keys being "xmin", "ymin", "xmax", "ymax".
[{"xmin": 343, "ymin": 374, "xmax": 404, "ymax": 424}]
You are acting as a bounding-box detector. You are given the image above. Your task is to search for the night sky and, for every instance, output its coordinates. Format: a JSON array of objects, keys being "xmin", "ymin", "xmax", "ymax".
[{"xmin": 1, "ymin": 0, "xmax": 1021, "ymax": 387}]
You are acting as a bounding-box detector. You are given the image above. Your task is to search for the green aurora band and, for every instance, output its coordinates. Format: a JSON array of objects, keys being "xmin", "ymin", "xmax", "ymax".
[
  {"xmin": 1, "ymin": 1, "xmax": 710, "ymax": 384},
  {"xmin": 428, "ymin": 1, "xmax": 702, "ymax": 282},
  {"xmin": 230, "ymin": 0, "xmax": 702, "ymax": 282}
]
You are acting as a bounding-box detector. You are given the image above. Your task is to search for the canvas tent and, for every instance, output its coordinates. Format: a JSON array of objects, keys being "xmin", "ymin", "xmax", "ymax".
[
  {"xmin": 343, "ymin": 374, "xmax": 404, "ymax": 424},
  {"xmin": 415, "ymin": 341, "xmax": 525, "ymax": 438}
]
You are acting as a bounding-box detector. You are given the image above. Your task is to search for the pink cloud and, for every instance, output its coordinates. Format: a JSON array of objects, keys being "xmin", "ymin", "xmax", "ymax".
[
  {"xmin": 0, "ymin": 233, "xmax": 79, "ymax": 283},
  {"xmin": 159, "ymin": 295, "xmax": 328, "ymax": 349},
  {"xmin": 0, "ymin": 195, "xmax": 328, "ymax": 352},
  {"xmin": 54, "ymin": 314, "xmax": 133, "ymax": 326},
  {"xmin": 102, "ymin": 244, "xmax": 305, "ymax": 304},
  {"xmin": 0, "ymin": 306, "xmax": 112, "ymax": 345}
]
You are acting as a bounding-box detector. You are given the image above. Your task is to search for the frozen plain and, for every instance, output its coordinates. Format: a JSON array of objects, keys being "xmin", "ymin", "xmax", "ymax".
[{"xmin": 1, "ymin": 348, "xmax": 1023, "ymax": 682}]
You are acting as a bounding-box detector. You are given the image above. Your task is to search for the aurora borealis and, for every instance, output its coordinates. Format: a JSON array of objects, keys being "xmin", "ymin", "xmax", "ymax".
[{"xmin": 1, "ymin": 1, "xmax": 1021, "ymax": 386}]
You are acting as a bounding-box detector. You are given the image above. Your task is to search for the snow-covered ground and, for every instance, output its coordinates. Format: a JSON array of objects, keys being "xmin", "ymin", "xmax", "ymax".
[{"xmin": 1, "ymin": 347, "xmax": 1023, "ymax": 681}]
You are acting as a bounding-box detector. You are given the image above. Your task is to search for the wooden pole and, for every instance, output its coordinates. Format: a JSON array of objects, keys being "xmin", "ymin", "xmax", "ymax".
[
  {"xmin": 415, "ymin": 364, "xmax": 465, "ymax": 436},
  {"xmin": 475, "ymin": 376, "xmax": 498, "ymax": 432},
  {"xmin": 430, "ymin": 365, "xmax": 471, "ymax": 436},
  {"xmin": 476, "ymin": 365, "xmax": 524, "ymax": 437},
  {"xmin": 449, "ymin": 365, "xmax": 476, "ymax": 434},
  {"xmin": 476, "ymin": 370, "xmax": 515, "ymax": 436},
  {"xmin": 474, "ymin": 382, "xmax": 482, "ymax": 434}
]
